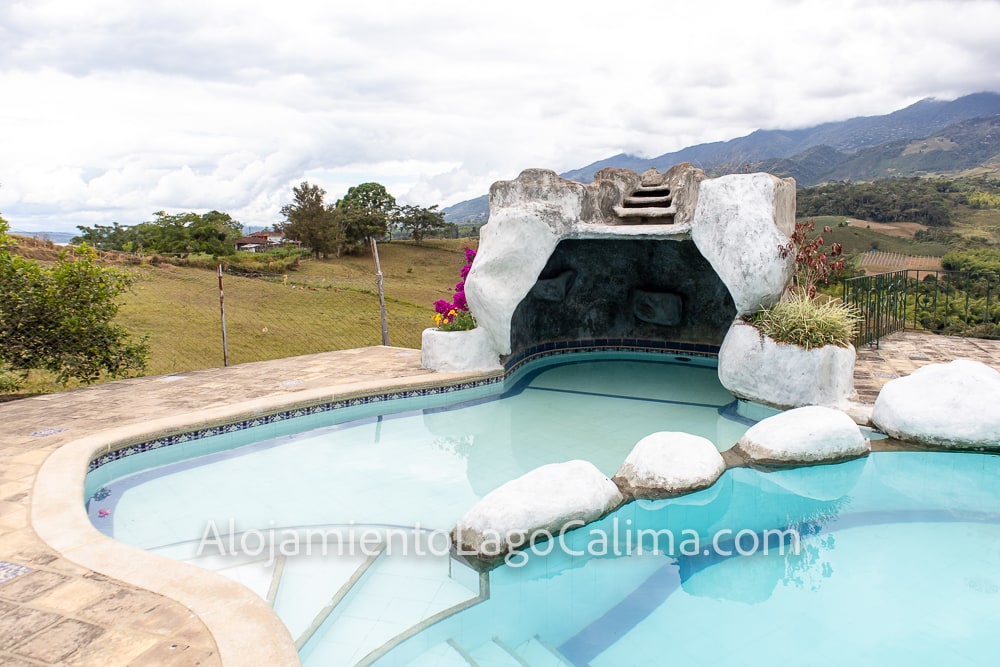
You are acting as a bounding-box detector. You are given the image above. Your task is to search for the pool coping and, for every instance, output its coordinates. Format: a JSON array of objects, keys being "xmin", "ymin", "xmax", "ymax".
[{"xmin": 31, "ymin": 367, "xmax": 494, "ymax": 667}]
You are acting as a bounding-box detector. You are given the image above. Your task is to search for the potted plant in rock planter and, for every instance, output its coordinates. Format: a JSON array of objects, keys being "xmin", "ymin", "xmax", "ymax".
[
  {"xmin": 420, "ymin": 248, "xmax": 502, "ymax": 372},
  {"xmin": 718, "ymin": 220, "xmax": 860, "ymax": 409}
]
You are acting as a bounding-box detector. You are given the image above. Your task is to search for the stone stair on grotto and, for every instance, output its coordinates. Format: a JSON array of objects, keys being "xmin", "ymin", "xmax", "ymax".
[{"xmin": 612, "ymin": 183, "xmax": 676, "ymax": 223}]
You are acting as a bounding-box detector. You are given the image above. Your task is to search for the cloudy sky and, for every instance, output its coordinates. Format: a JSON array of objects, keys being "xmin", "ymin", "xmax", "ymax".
[{"xmin": 1, "ymin": 0, "xmax": 998, "ymax": 233}]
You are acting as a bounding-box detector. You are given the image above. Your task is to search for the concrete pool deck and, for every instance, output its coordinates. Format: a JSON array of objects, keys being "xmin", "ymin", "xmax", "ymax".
[{"xmin": 2, "ymin": 333, "xmax": 999, "ymax": 666}]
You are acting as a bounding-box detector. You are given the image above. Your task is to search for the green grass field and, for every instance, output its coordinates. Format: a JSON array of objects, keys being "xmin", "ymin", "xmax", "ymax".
[
  {"xmin": 292, "ymin": 238, "xmax": 472, "ymax": 307},
  {"xmin": 13, "ymin": 239, "xmax": 476, "ymax": 396}
]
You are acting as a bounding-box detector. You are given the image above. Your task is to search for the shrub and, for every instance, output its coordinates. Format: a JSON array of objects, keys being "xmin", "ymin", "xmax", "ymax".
[
  {"xmin": 749, "ymin": 291, "xmax": 860, "ymax": 349},
  {"xmin": 779, "ymin": 219, "xmax": 845, "ymax": 297},
  {"xmin": 435, "ymin": 310, "xmax": 476, "ymax": 332},
  {"xmin": 147, "ymin": 247, "xmax": 309, "ymax": 275},
  {"xmin": 0, "ymin": 216, "xmax": 149, "ymax": 390},
  {"xmin": 941, "ymin": 249, "xmax": 1000, "ymax": 274}
]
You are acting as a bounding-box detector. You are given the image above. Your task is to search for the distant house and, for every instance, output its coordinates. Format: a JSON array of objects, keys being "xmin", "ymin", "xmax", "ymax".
[{"xmin": 234, "ymin": 230, "xmax": 297, "ymax": 252}]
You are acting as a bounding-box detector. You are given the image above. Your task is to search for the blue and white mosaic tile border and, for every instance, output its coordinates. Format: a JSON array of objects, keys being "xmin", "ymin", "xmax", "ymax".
[
  {"xmin": 504, "ymin": 339, "xmax": 719, "ymax": 374},
  {"xmin": 88, "ymin": 340, "xmax": 719, "ymax": 473},
  {"xmin": 0, "ymin": 560, "xmax": 32, "ymax": 585},
  {"xmin": 87, "ymin": 376, "xmax": 502, "ymax": 472}
]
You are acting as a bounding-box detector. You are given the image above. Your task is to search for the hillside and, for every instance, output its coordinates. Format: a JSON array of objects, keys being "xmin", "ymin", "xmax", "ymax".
[
  {"xmin": 757, "ymin": 116, "xmax": 1000, "ymax": 186},
  {"xmin": 10, "ymin": 230, "xmax": 76, "ymax": 244},
  {"xmin": 564, "ymin": 92, "xmax": 1000, "ymax": 182},
  {"xmin": 442, "ymin": 92, "xmax": 1000, "ymax": 222}
]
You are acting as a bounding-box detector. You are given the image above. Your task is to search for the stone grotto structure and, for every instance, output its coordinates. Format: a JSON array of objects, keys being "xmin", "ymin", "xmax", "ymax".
[{"xmin": 421, "ymin": 163, "xmax": 798, "ymax": 373}]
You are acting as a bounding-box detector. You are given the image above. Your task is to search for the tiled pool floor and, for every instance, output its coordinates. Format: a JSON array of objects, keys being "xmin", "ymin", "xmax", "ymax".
[{"xmin": 2, "ymin": 334, "xmax": 999, "ymax": 666}]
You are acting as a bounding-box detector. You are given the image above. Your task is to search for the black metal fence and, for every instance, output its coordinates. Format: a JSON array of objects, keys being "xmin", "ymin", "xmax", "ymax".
[{"xmin": 843, "ymin": 270, "xmax": 1000, "ymax": 347}]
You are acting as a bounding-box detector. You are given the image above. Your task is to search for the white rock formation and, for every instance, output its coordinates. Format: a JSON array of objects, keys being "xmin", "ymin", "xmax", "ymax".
[
  {"xmin": 871, "ymin": 359, "xmax": 1000, "ymax": 449},
  {"xmin": 464, "ymin": 171, "xmax": 580, "ymax": 355},
  {"xmin": 718, "ymin": 319, "xmax": 857, "ymax": 409},
  {"xmin": 689, "ymin": 173, "xmax": 796, "ymax": 314},
  {"xmin": 613, "ymin": 432, "xmax": 727, "ymax": 499},
  {"xmin": 452, "ymin": 460, "xmax": 623, "ymax": 560},
  {"xmin": 735, "ymin": 406, "xmax": 870, "ymax": 465},
  {"xmin": 423, "ymin": 165, "xmax": 795, "ymax": 370},
  {"xmin": 420, "ymin": 327, "xmax": 502, "ymax": 373}
]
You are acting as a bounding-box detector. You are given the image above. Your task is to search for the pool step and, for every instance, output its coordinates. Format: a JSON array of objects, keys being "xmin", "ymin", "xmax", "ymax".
[
  {"xmin": 292, "ymin": 542, "xmax": 386, "ymax": 650},
  {"xmin": 211, "ymin": 555, "xmax": 279, "ymax": 602},
  {"xmin": 514, "ymin": 636, "xmax": 574, "ymax": 666},
  {"xmin": 269, "ymin": 554, "xmax": 371, "ymax": 643},
  {"xmin": 302, "ymin": 549, "xmax": 482, "ymax": 666},
  {"xmin": 468, "ymin": 637, "xmax": 529, "ymax": 666},
  {"xmin": 411, "ymin": 635, "xmax": 573, "ymax": 667},
  {"xmin": 403, "ymin": 640, "xmax": 476, "ymax": 666}
]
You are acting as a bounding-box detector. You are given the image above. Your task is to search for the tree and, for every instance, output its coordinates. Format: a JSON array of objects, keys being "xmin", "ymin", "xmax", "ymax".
[
  {"xmin": 394, "ymin": 204, "xmax": 449, "ymax": 245},
  {"xmin": 74, "ymin": 211, "xmax": 243, "ymax": 255},
  {"xmin": 338, "ymin": 182, "xmax": 396, "ymax": 218},
  {"xmin": 331, "ymin": 206, "xmax": 383, "ymax": 256},
  {"xmin": 0, "ymin": 215, "xmax": 148, "ymax": 391},
  {"xmin": 188, "ymin": 211, "xmax": 243, "ymax": 254},
  {"xmin": 335, "ymin": 182, "xmax": 395, "ymax": 253},
  {"xmin": 73, "ymin": 222, "xmax": 134, "ymax": 251},
  {"xmin": 279, "ymin": 181, "xmax": 338, "ymax": 259}
]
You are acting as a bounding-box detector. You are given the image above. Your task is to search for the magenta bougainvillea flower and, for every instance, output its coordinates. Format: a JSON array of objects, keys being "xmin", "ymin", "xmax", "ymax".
[{"xmin": 433, "ymin": 248, "xmax": 477, "ymax": 330}]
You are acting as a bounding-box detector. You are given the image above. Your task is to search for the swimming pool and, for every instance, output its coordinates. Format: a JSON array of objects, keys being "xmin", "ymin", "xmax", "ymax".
[{"xmin": 83, "ymin": 352, "xmax": 1000, "ymax": 666}]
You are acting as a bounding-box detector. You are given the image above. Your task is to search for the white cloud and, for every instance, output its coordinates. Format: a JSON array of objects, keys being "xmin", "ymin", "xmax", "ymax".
[{"xmin": 0, "ymin": 0, "xmax": 998, "ymax": 232}]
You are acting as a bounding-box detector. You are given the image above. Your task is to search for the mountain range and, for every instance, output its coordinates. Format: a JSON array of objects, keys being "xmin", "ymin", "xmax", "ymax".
[{"xmin": 441, "ymin": 92, "xmax": 1000, "ymax": 222}]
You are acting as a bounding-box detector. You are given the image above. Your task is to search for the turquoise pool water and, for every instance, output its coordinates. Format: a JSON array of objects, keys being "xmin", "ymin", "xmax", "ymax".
[
  {"xmin": 87, "ymin": 355, "xmax": 746, "ymax": 549},
  {"xmin": 84, "ymin": 353, "xmax": 1000, "ymax": 666},
  {"xmin": 384, "ymin": 452, "xmax": 1000, "ymax": 666}
]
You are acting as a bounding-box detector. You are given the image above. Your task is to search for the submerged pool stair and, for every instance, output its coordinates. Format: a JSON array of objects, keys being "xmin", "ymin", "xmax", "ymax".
[
  {"xmin": 285, "ymin": 540, "xmax": 485, "ymax": 665},
  {"xmin": 156, "ymin": 522, "xmax": 662, "ymax": 666},
  {"xmin": 154, "ymin": 528, "xmax": 488, "ymax": 665},
  {"xmin": 278, "ymin": 540, "xmax": 579, "ymax": 666},
  {"xmin": 155, "ymin": 523, "xmax": 608, "ymax": 666},
  {"xmin": 407, "ymin": 635, "xmax": 574, "ymax": 666}
]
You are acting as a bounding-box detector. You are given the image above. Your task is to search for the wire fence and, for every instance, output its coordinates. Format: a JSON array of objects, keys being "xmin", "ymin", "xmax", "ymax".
[
  {"xmin": 120, "ymin": 261, "xmax": 432, "ymax": 377},
  {"xmin": 843, "ymin": 269, "xmax": 1000, "ymax": 347}
]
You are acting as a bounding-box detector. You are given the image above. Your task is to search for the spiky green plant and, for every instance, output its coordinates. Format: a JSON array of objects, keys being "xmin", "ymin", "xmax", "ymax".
[{"xmin": 749, "ymin": 290, "xmax": 860, "ymax": 349}]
